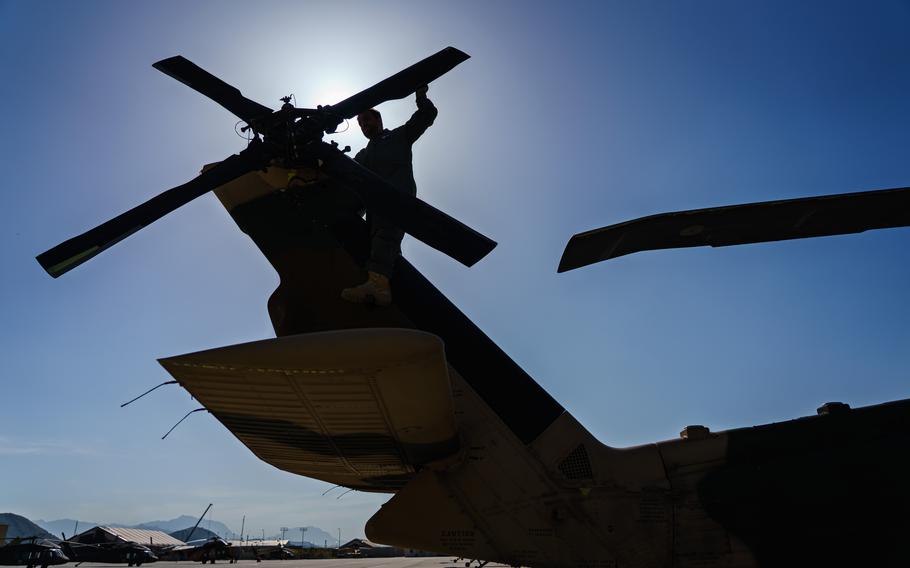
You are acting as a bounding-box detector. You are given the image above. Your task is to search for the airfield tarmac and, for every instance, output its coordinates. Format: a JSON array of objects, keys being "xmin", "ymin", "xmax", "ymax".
[{"xmin": 74, "ymin": 561, "xmax": 508, "ymax": 568}]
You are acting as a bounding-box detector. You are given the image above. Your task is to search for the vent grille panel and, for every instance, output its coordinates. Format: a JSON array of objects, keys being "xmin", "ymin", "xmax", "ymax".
[{"xmin": 558, "ymin": 444, "xmax": 593, "ymax": 480}]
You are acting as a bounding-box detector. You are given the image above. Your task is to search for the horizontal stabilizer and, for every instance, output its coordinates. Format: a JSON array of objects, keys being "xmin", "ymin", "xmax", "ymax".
[
  {"xmin": 559, "ymin": 186, "xmax": 910, "ymax": 272},
  {"xmin": 159, "ymin": 328, "xmax": 459, "ymax": 491}
]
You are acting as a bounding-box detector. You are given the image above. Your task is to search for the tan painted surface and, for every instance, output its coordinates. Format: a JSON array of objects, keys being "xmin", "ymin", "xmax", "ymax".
[
  {"xmin": 205, "ymin": 163, "xmax": 329, "ymax": 212},
  {"xmin": 160, "ymin": 329, "xmax": 459, "ymax": 489}
]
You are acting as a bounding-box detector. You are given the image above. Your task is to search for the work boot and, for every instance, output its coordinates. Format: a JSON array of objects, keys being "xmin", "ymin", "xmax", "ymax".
[{"xmin": 341, "ymin": 271, "xmax": 392, "ymax": 306}]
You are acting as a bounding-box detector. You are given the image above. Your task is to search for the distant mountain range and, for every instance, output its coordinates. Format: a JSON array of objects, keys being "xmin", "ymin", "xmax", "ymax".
[
  {"xmin": 289, "ymin": 526, "xmax": 336, "ymax": 548},
  {"xmin": 27, "ymin": 516, "xmax": 337, "ymax": 544},
  {"xmin": 129, "ymin": 515, "xmax": 234, "ymax": 537},
  {"xmin": 168, "ymin": 526, "xmax": 219, "ymax": 543},
  {"xmin": 0, "ymin": 513, "xmax": 56, "ymax": 540},
  {"xmin": 33, "ymin": 515, "xmax": 233, "ymax": 539},
  {"xmin": 32, "ymin": 518, "xmax": 94, "ymax": 539}
]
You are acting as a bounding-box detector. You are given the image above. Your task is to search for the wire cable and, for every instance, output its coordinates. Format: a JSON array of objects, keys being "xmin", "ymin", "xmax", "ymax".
[
  {"xmin": 162, "ymin": 408, "xmax": 206, "ymax": 440},
  {"xmin": 321, "ymin": 485, "xmax": 341, "ymax": 496},
  {"xmin": 121, "ymin": 380, "xmax": 178, "ymax": 407},
  {"xmin": 235, "ymin": 120, "xmax": 255, "ymax": 141},
  {"xmin": 336, "ymin": 488, "xmax": 355, "ymax": 500}
]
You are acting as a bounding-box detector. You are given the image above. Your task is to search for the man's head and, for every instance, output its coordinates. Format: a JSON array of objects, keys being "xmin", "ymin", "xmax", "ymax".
[{"xmin": 357, "ymin": 109, "xmax": 383, "ymax": 140}]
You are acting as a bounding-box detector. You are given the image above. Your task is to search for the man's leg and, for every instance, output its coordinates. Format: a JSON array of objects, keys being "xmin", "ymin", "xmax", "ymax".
[
  {"xmin": 366, "ymin": 217, "xmax": 404, "ymax": 277},
  {"xmin": 341, "ymin": 215, "xmax": 402, "ymax": 305}
]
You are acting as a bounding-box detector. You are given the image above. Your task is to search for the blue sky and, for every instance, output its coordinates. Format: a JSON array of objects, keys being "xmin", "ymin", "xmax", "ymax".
[{"xmin": 2, "ymin": 0, "xmax": 909, "ymax": 541}]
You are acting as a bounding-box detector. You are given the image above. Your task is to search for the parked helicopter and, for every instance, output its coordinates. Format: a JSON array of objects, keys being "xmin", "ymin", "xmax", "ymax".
[
  {"xmin": 59, "ymin": 525, "xmax": 158, "ymax": 568},
  {"xmin": 162, "ymin": 505, "xmax": 233, "ymax": 564},
  {"xmin": 58, "ymin": 539, "xmax": 157, "ymax": 567},
  {"xmin": 169, "ymin": 538, "xmax": 232, "ymax": 565},
  {"xmin": 38, "ymin": 47, "xmax": 910, "ymax": 567},
  {"xmin": 0, "ymin": 535, "xmax": 69, "ymax": 568}
]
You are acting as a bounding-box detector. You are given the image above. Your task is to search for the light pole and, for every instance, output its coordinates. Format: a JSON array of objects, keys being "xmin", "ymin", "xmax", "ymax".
[
  {"xmin": 298, "ymin": 527, "xmax": 306, "ymax": 546},
  {"xmin": 280, "ymin": 527, "xmax": 288, "ymax": 542}
]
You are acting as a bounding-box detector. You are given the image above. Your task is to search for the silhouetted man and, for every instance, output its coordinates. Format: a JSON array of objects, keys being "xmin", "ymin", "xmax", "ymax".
[{"xmin": 341, "ymin": 84, "xmax": 437, "ymax": 306}]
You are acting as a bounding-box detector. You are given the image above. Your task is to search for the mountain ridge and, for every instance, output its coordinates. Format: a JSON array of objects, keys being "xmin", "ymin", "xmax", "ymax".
[
  {"xmin": 31, "ymin": 517, "xmax": 339, "ymax": 544},
  {"xmin": 34, "ymin": 515, "xmax": 233, "ymax": 538},
  {"xmin": 0, "ymin": 513, "xmax": 57, "ymax": 540}
]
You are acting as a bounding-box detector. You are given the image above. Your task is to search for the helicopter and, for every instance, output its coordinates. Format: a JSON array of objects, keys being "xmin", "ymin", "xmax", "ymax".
[
  {"xmin": 58, "ymin": 538, "xmax": 157, "ymax": 567},
  {"xmin": 37, "ymin": 47, "xmax": 910, "ymax": 567},
  {"xmin": 0, "ymin": 535, "xmax": 69, "ymax": 568},
  {"xmin": 157, "ymin": 505, "xmax": 233, "ymax": 565},
  {"xmin": 168, "ymin": 538, "xmax": 232, "ymax": 565}
]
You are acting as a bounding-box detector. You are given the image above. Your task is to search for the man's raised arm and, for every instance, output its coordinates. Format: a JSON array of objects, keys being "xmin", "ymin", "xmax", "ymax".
[{"xmin": 404, "ymin": 84, "xmax": 438, "ymax": 144}]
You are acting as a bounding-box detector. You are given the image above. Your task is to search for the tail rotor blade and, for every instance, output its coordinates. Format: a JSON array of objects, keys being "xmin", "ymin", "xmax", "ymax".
[
  {"xmin": 327, "ymin": 47, "xmax": 470, "ymax": 124},
  {"xmin": 153, "ymin": 56, "xmax": 274, "ymax": 124},
  {"xmin": 37, "ymin": 146, "xmax": 270, "ymax": 278},
  {"xmin": 316, "ymin": 143, "xmax": 496, "ymax": 267},
  {"xmin": 558, "ymin": 186, "xmax": 910, "ymax": 272}
]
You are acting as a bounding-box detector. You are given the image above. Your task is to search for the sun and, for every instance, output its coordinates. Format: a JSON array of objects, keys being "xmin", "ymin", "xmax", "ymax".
[{"xmin": 303, "ymin": 75, "xmax": 359, "ymax": 109}]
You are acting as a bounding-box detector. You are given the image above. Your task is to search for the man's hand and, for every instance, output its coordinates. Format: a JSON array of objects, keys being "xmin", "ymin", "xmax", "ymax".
[{"xmin": 415, "ymin": 84, "xmax": 429, "ymax": 100}]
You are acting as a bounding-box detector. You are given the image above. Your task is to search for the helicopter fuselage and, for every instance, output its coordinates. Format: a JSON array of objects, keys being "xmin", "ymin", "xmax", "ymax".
[{"xmin": 158, "ymin": 169, "xmax": 910, "ymax": 567}]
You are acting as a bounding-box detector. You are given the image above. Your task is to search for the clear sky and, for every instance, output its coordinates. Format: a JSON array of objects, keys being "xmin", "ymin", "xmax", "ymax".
[{"xmin": 2, "ymin": 0, "xmax": 909, "ymax": 542}]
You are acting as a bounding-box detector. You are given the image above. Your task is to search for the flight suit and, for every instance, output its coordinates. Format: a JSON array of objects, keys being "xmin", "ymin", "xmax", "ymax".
[{"xmin": 354, "ymin": 96, "xmax": 438, "ymax": 277}]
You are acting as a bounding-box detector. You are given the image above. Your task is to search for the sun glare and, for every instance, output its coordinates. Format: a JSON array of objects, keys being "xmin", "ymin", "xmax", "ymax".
[{"xmin": 303, "ymin": 77, "xmax": 358, "ymax": 109}]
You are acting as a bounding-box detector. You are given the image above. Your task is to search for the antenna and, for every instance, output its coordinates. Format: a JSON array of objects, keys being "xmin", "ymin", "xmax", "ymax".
[
  {"xmin": 161, "ymin": 408, "xmax": 206, "ymax": 439},
  {"xmin": 121, "ymin": 381, "xmax": 177, "ymax": 407}
]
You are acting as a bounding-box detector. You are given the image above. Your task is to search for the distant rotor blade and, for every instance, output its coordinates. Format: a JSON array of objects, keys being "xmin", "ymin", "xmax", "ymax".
[
  {"xmin": 185, "ymin": 504, "xmax": 213, "ymax": 544},
  {"xmin": 37, "ymin": 145, "xmax": 271, "ymax": 278},
  {"xmin": 558, "ymin": 186, "xmax": 910, "ymax": 272},
  {"xmin": 327, "ymin": 47, "xmax": 470, "ymax": 124},
  {"xmin": 153, "ymin": 56, "xmax": 274, "ymax": 123},
  {"xmin": 315, "ymin": 143, "xmax": 496, "ymax": 267}
]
